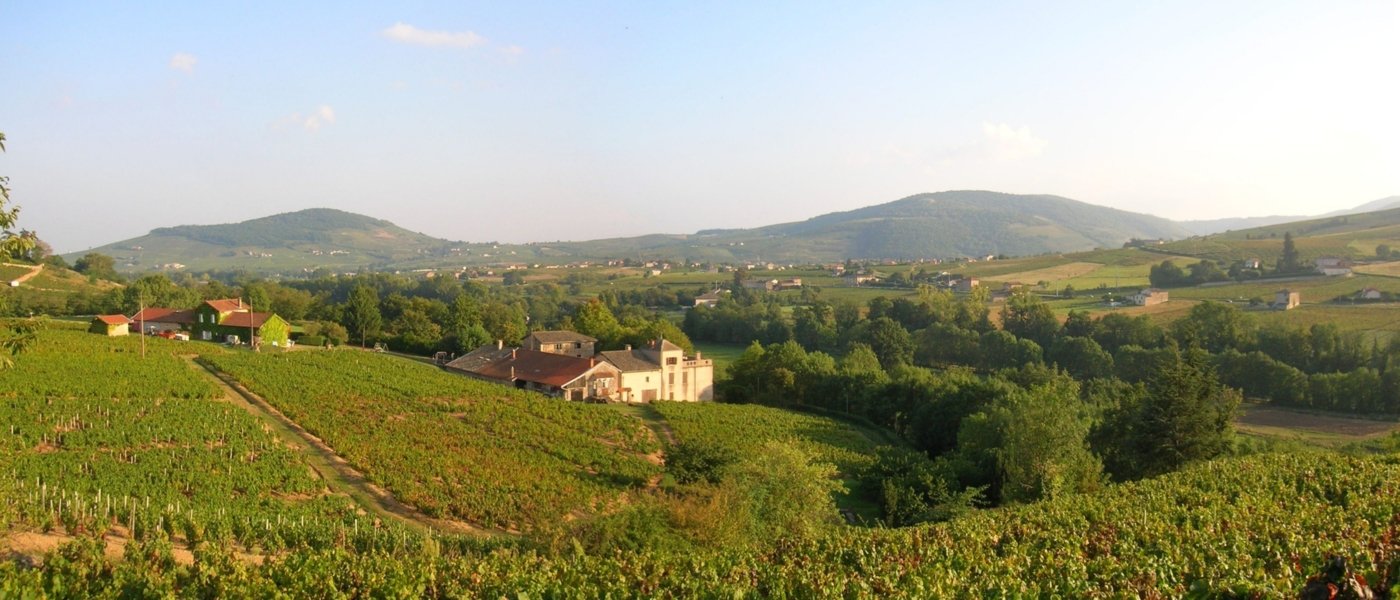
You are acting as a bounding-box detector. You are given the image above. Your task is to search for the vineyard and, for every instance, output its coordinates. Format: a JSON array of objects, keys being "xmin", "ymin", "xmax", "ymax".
[
  {"xmin": 204, "ymin": 350, "xmax": 661, "ymax": 531},
  {"xmin": 0, "ymin": 326, "xmax": 458, "ymax": 556},
  {"xmin": 0, "ymin": 451, "xmax": 1393, "ymax": 596},
  {"xmin": 0, "ymin": 327, "xmax": 219, "ymax": 400},
  {"xmin": 653, "ymin": 402, "xmax": 886, "ymax": 475}
]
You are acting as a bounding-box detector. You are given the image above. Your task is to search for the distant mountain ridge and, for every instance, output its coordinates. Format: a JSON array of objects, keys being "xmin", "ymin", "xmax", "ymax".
[
  {"xmin": 1178, "ymin": 195, "xmax": 1400, "ymax": 235},
  {"xmin": 67, "ymin": 192, "xmax": 1397, "ymax": 274}
]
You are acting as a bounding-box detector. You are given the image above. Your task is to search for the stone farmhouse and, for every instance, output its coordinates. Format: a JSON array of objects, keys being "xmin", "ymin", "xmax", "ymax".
[
  {"xmin": 445, "ymin": 343, "xmax": 620, "ymax": 401},
  {"xmin": 1273, "ymin": 289, "xmax": 1301, "ymax": 310},
  {"xmin": 446, "ymin": 330, "xmax": 714, "ymax": 403},
  {"xmin": 1131, "ymin": 288, "xmax": 1169, "ymax": 306}
]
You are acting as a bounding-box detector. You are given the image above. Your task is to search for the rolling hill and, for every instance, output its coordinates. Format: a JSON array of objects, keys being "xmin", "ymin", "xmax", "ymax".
[
  {"xmin": 64, "ymin": 208, "xmax": 468, "ymax": 274},
  {"xmin": 1177, "ymin": 195, "xmax": 1400, "ymax": 235},
  {"xmin": 492, "ymin": 191, "xmax": 1192, "ymax": 266},
  {"xmin": 65, "ymin": 192, "xmax": 1195, "ymax": 274},
  {"xmin": 1159, "ymin": 206, "xmax": 1400, "ymax": 265}
]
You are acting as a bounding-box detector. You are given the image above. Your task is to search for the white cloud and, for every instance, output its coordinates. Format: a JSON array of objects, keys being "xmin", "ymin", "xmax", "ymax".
[
  {"xmin": 982, "ymin": 122, "xmax": 1048, "ymax": 160},
  {"xmin": 169, "ymin": 52, "xmax": 198, "ymax": 73},
  {"xmin": 277, "ymin": 105, "xmax": 336, "ymax": 132},
  {"xmin": 382, "ymin": 22, "xmax": 487, "ymax": 48},
  {"xmin": 303, "ymin": 105, "xmax": 336, "ymax": 131},
  {"xmin": 498, "ymin": 45, "xmax": 525, "ymax": 57}
]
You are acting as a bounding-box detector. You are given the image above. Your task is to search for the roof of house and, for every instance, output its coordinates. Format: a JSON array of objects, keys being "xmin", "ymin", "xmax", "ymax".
[
  {"xmin": 696, "ymin": 290, "xmax": 726, "ymax": 300},
  {"xmin": 130, "ymin": 307, "xmax": 195, "ymax": 324},
  {"xmin": 445, "ymin": 345, "xmax": 515, "ymax": 372},
  {"xmin": 95, "ymin": 314, "xmax": 131, "ymax": 325},
  {"xmin": 454, "ymin": 348, "xmax": 611, "ymax": 388},
  {"xmin": 525, "ymin": 330, "xmax": 598, "ymax": 344},
  {"xmin": 598, "ymin": 349, "xmax": 661, "ymax": 372},
  {"xmin": 219, "ymin": 312, "xmax": 278, "ymax": 328},
  {"xmin": 651, "ymin": 338, "xmax": 684, "ymax": 353},
  {"xmin": 203, "ymin": 298, "xmax": 247, "ymax": 313}
]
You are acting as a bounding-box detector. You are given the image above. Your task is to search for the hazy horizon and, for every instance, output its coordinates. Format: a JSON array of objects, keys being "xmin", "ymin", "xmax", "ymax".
[{"xmin": 4, "ymin": 1, "xmax": 1397, "ymax": 253}]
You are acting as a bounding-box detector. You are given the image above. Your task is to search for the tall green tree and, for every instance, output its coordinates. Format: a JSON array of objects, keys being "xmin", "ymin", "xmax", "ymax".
[
  {"xmin": 1278, "ymin": 232, "xmax": 1300, "ymax": 273},
  {"xmin": 1132, "ymin": 349, "xmax": 1241, "ymax": 478},
  {"xmin": 343, "ymin": 284, "xmax": 382, "ymax": 348},
  {"xmin": 1000, "ymin": 289, "xmax": 1060, "ymax": 347}
]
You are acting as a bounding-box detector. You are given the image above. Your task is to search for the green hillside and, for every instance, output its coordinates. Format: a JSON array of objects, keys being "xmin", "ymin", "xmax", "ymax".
[
  {"xmin": 1160, "ymin": 207, "xmax": 1400, "ymax": 265},
  {"xmin": 68, "ymin": 192, "xmax": 1194, "ymax": 274},
  {"xmin": 544, "ymin": 191, "xmax": 1190, "ymax": 263},
  {"xmin": 65, "ymin": 208, "xmax": 470, "ymax": 274}
]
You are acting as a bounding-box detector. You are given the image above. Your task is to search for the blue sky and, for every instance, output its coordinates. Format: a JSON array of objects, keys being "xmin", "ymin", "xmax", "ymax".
[{"xmin": 3, "ymin": 1, "xmax": 1397, "ymax": 253}]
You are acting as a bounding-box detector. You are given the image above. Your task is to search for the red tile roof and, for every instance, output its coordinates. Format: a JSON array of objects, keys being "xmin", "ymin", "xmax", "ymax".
[
  {"xmin": 130, "ymin": 307, "xmax": 195, "ymax": 324},
  {"xmin": 219, "ymin": 312, "xmax": 276, "ymax": 328},
  {"xmin": 95, "ymin": 314, "xmax": 131, "ymax": 325},
  {"xmin": 204, "ymin": 298, "xmax": 246, "ymax": 313},
  {"xmin": 464, "ymin": 349, "xmax": 615, "ymax": 388}
]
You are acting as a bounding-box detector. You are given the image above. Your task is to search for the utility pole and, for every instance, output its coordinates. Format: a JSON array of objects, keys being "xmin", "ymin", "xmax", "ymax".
[{"xmin": 138, "ymin": 292, "xmax": 145, "ymax": 359}]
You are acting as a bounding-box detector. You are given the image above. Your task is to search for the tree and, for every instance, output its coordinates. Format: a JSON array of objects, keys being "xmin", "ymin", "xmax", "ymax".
[
  {"xmin": 723, "ymin": 440, "xmax": 845, "ymax": 542},
  {"xmin": 0, "ymin": 132, "xmax": 36, "ymax": 262},
  {"xmin": 1378, "ymin": 244, "xmax": 1392, "ymax": 259},
  {"xmin": 1000, "ymin": 289, "xmax": 1059, "ymax": 348},
  {"xmin": 1170, "ymin": 301, "xmax": 1252, "ymax": 353},
  {"xmin": 1148, "ymin": 260, "xmax": 1186, "ymax": 288},
  {"xmin": 994, "ymin": 379, "xmax": 1103, "ymax": 503},
  {"xmin": 852, "ymin": 317, "xmax": 915, "ymax": 368},
  {"xmin": 74, "ymin": 252, "xmax": 119, "ymax": 281},
  {"xmin": 1131, "ymin": 349, "xmax": 1240, "ymax": 478},
  {"xmin": 1278, "ymin": 232, "xmax": 1300, "ymax": 273},
  {"xmin": 343, "ymin": 284, "xmax": 382, "ymax": 348}
]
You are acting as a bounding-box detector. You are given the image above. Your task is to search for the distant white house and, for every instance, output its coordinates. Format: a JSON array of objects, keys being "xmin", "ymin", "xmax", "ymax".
[
  {"xmin": 1316, "ymin": 257, "xmax": 1352, "ymax": 277},
  {"xmin": 1131, "ymin": 288, "xmax": 1169, "ymax": 306}
]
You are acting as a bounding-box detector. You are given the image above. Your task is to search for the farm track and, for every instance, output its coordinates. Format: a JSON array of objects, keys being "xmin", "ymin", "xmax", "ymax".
[{"xmin": 185, "ymin": 356, "xmax": 501, "ymax": 538}]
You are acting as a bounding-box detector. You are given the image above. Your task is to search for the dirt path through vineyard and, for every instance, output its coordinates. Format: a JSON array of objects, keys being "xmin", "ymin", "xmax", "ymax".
[{"xmin": 186, "ymin": 356, "xmax": 500, "ymax": 538}]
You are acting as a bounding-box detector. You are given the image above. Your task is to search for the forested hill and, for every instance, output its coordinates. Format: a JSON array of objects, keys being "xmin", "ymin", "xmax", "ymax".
[
  {"xmin": 543, "ymin": 191, "xmax": 1191, "ymax": 263},
  {"xmin": 65, "ymin": 208, "xmax": 462, "ymax": 273}
]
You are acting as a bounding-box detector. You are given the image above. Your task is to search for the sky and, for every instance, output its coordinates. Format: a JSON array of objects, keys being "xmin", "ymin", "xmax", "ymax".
[{"xmin": 2, "ymin": 1, "xmax": 1397, "ymax": 253}]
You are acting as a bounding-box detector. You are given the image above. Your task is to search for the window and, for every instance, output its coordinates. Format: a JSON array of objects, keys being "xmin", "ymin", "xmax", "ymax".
[
  {"xmin": 669, "ymin": 374, "xmax": 674, "ymax": 385},
  {"xmin": 683, "ymin": 372, "xmax": 688, "ymax": 385},
  {"xmin": 666, "ymin": 357, "xmax": 678, "ymax": 365}
]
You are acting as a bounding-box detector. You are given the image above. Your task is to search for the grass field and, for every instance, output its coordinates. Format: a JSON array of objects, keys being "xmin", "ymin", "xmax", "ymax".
[{"xmin": 692, "ymin": 340, "xmax": 749, "ymax": 377}]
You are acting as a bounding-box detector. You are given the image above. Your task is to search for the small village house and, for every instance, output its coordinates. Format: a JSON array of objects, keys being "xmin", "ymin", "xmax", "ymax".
[
  {"xmin": 129, "ymin": 307, "xmax": 194, "ymax": 335},
  {"xmin": 599, "ymin": 338, "xmax": 714, "ymax": 403},
  {"xmin": 189, "ymin": 299, "xmax": 291, "ymax": 347},
  {"xmin": 1273, "ymin": 289, "xmax": 1301, "ymax": 310},
  {"xmin": 1131, "ymin": 288, "xmax": 1169, "ymax": 306},
  {"xmin": 956, "ymin": 278, "xmax": 981, "ymax": 293},
  {"xmin": 90, "ymin": 315, "xmax": 131, "ymax": 337},
  {"xmin": 523, "ymin": 330, "xmax": 597, "ymax": 358},
  {"xmin": 1359, "ymin": 288, "xmax": 1383, "ymax": 300},
  {"xmin": 692, "ymin": 290, "xmax": 726, "ymax": 308}
]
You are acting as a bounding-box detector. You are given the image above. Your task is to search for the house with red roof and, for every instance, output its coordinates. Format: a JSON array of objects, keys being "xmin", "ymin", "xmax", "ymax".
[
  {"xmin": 129, "ymin": 307, "xmax": 195, "ymax": 335},
  {"xmin": 444, "ymin": 344, "xmax": 620, "ymax": 401},
  {"xmin": 90, "ymin": 314, "xmax": 131, "ymax": 337}
]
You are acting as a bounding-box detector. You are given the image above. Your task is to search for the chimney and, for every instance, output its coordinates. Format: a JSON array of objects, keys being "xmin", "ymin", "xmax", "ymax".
[
  {"xmin": 625, "ymin": 344, "xmax": 632, "ymax": 351},
  {"xmin": 496, "ymin": 339, "xmax": 503, "ymax": 350},
  {"xmin": 510, "ymin": 366, "xmax": 515, "ymax": 380},
  {"xmin": 511, "ymin": 349, "xmax": 517, "ymax": 359},
  {"xmin": 695, "ymin": 352, "xmax": 702, "ymax": 360}
]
